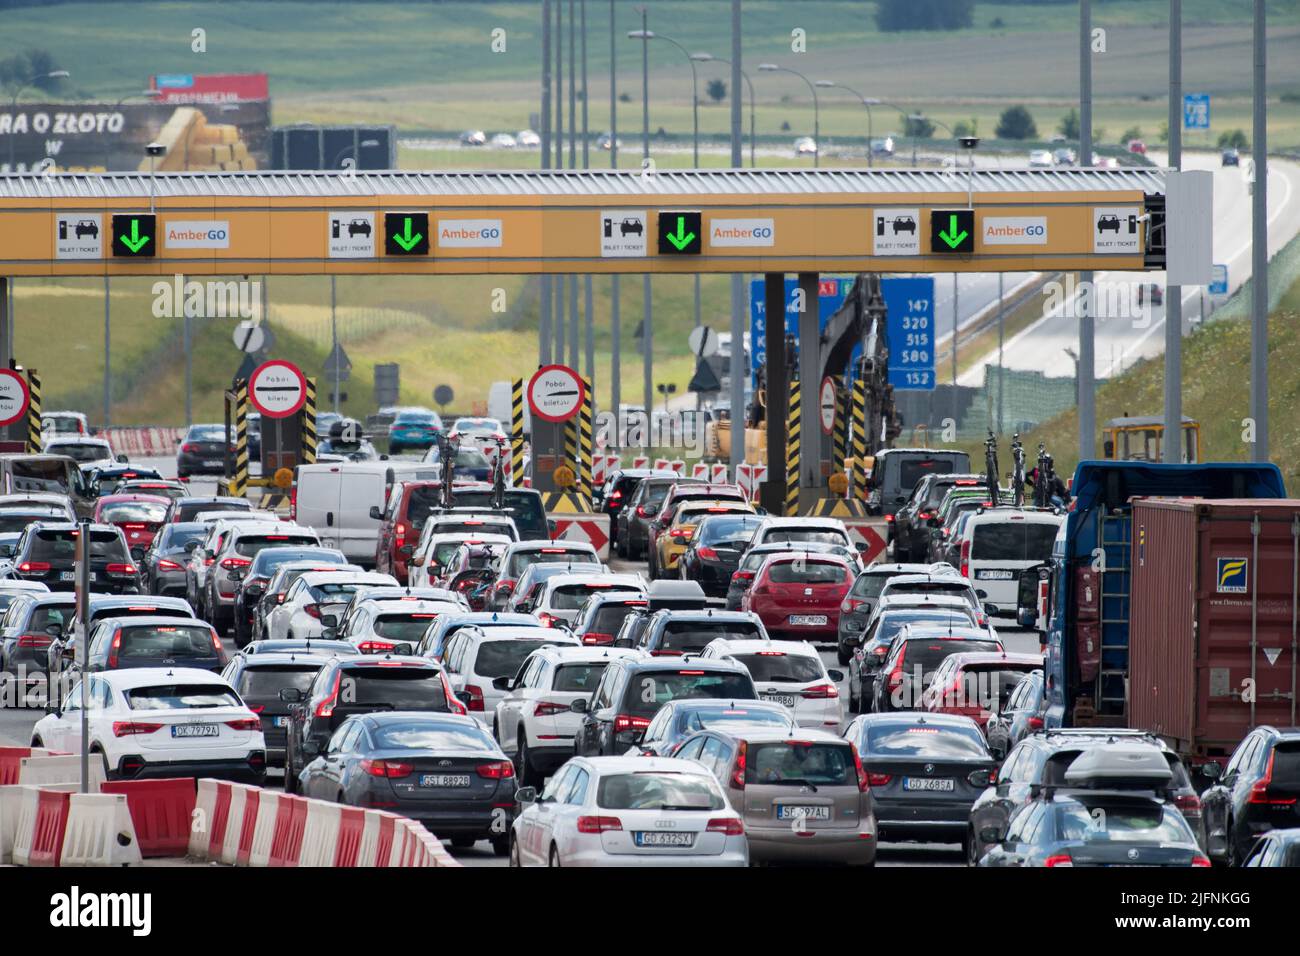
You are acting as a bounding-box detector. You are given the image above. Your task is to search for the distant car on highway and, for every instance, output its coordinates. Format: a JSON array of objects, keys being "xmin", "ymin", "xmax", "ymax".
[
  {"xmin": 596, "ymin": 132, "xmax": 621, "ymax": 151},
  {"xmin": 44, "ymin": 436, "xmax": 119, "ymax": 474},
  {"xmin": 794, "ymin": 136, "xmax": 818, "ymax": 156},
  {"xmin": 388, "ymin": 408, "xmax": 442, "ymax": 453},
  {"xmin": 516, "ymin": 128, "xmax": 540, "ymax": 148},
  {"xmin": 490, "ymin": 132, "xmax": 517, "ymax": 149},
  {"xmin": 869, "ymin": 136, "xmax": 895, "ymax": 156},
  {"xmin": 176, "ymin": 423, "xmax": 234, "ymax": 478},
  {"xmin": 1028, "ymin": 149, "xmax": 1054, "ymax": 168},
  {"xmin": 458, "ymin": 130, "xmax": 487, "ymax": 146},
  {"xmin": 1221, "ymin": 147, "xmax": 1240, "ymax": 167},
  {"xmin": 1052, "ymin": 147, "xmax": 1076, "ymax": 166},
  {"xmin": 1127, "ymin": 139, "xmax": 1147, "ymax": 155}
]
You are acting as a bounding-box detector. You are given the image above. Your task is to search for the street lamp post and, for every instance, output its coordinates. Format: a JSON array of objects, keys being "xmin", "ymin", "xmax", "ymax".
[
  {"xmin": 7, "ymin": 71, "xmax": 71, "ymax": 172},
  {"xmin": 693, "ymin": 53, "xmax": 756, "ymax": 167},
  {"xmin": 758, "ymin": 64, "xmax": 819, "ymax": 167},
  {"xmin": 815, "ymin": 81, "xmax": 875, "ymax": 167}
]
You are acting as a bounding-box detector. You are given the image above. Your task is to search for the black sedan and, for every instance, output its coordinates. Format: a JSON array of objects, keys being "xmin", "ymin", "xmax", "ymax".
[
  {"xmin": 176, "ymin": 423, "xmax": 235, "ymax": 478},
  {"xmin": 677, "ymin": 513, "xmax": 763, "ymax": 597},
  {"xmin": 844, "ymin": 712, "xmax": 996, "ymax": 852},
  {"xmin": 298, "ymin": 711, "xmax": 515, "ymax": 855},
  {"xmin": 222, "ymin": 651, "xmax": 329, "ymax": 769}
]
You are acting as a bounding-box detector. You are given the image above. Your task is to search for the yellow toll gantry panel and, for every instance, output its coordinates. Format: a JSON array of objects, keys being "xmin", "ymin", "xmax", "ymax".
[{"xmin": 0, "ymin": 169, "xmax": 1161, "ymax": 276}]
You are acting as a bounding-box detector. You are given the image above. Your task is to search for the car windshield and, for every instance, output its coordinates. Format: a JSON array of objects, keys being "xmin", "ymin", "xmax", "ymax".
[
  {"xmin": 30, "ymin": 529, "xmax": 125, "ymax": 563},
  {"xmin": 116, "ymin": 624, "xmax": 214, "ymax": 658},
  {"xmin": 237, "ymin": 666, "xmax": 320, "ymax": 698},
  {"xmin": 746, "ymin": 741, "xmax": 856, "ymax": 787},
  {"xmin": 473, "ymin": 639, "xmax": 554, "ymax": 678},
  {"xmin": 48, "ymin": 443, "xmax": 110, "ymax": 463},
  {"xmin": 372, "ymin": 721, "xmax": 494, "ymax": 750},
  {"xmin": 234, "ymin": 534, "xmax": 318, "ymax": 558},
  {"xmin": 1055, "ymin": 802, "xmax": 1194, "ymax": 844},
  {"xmin": 100, "ymin": 501, "xmax": 168, "ymax": 525},
  {"xmin": 732, "ymin": 652, "xmax": 823, "ymax": 683},
  {"xmin": 506, "ymin": 548, "xmax": 598, "ymax": 578},
  {"xmin": 552, "ymin": 662, "xmax": 608, "ymax": 692},
  {"xmin": 344, "ymin": 669, "xmax": 448, "ymax": 709},
  {"xmin": 763, "ymin": 529, "xmax": 847, "ymax": 545},
  {"xmin": 372, "ymin": 613, "xmax": 440, "ymax": 642},
  {"xmin": 658, "ymin": 621, "xmax": 763, "ymax": 653},
  {"xmin": 865, "ymin": 723, "xmax": 990, "ymax": 757},
  {"xmin": 126, "ymin": 684, "xmax": 241, "ymax": 710},
  {"xmin": 685, "ymin": 707, "xmax": 790, "ymax": 732},
  {"xmin": 551, "ymin": 584, "xmax": 639, "ymax": 611},
  {"xmin": 623, "ymin": 670, "xmax": 754, "ymax": 717},
  {"xmin": 596, "ymin": 772, "xmax": 724, "ymax": 811},
  {"xmin": 972, "ymin": 523, "xmax": 1060, "ymax": 561},
  {"xmin": 767, "ymin": 561, "xmax": 847, "ymax": 585}
]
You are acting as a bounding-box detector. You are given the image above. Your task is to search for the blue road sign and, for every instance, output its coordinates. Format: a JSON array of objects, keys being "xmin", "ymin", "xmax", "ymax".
[
  {"xmin": 881, "ymin": 277, "xmax": 936, "ymax": 391},
  {"xmin": 1209, "ymin": 263, "xmax": 1228, "ymax": 296},
  {"xmin": 749, "ymin": 277, "xmax": 851, "ymax": 384},
  {"xmin": 1183, "ymin": 93, "xmax": 1210, "ymax": 131}
]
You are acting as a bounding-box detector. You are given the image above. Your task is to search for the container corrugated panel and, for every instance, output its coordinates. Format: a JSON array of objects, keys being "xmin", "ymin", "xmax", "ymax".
[{"xmin": 1131, "ymin": 498, "xmax": 1300, "ymax": 757}]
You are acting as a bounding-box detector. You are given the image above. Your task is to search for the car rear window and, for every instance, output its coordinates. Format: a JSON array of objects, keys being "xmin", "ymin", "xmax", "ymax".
[
  {"xmin": 234, "ymin": 534, "xmax": 318, "ymax": 558},
  {"xmin": 865, "ymin": 723, "xmax": 990, "ymax": 757},
  {"xmin": 344, "ymin": 668, "xmax": 448, "ymax": 709},
  {"xmin": 372, "ymin": 721, "xmax": 493, "ymax": 750},
  {"xmin": 251, "ymin": 549, "xmax": 341, "ymax": 576},
  {"xmin": 971, "ymin": 522, "xmax": 1060, "ymax": 561},
  {"xmin": 472, "ymin": 639, "xmax": 554, "ymax": 678},
  {"xmin": 659, "ymin": 620, "xmax": 763, "ymax": 653},
  {"xmin": 0, "ymin": 511, "xmax": 59, "ymax": 534},
  {"xmin": 903, "ymin": 639, "xmax": 1001, "ymax": 672},
  {"xmin": 126, "ymin": 684, "xmax": 240, "ymax": 710},
  {"xmin": 746, "ymin": 741, "xmax": 856, "ymax": 787},
  {"xmin": 621, "ymin": 670, "xmax": 755, "ymax": 717},
  {"xmin": 949, "ymin": 664, "xmax": 1038, "ymax": 709},
  {"xmin": 30, "ymin": 530, "xmax": 125, "ymax": 563},
  {"xmin": 506, "ymin": 548, "xmax": 598, "ymax": 579},
  {"xmin": 237, "ymin": 666, "xmax": 320, "ymax": 699},
  {"xmin": 885, "ymin": 582, "xmax": 971, "ymax": 600},
  {"xmin": 308, "ymin": 582, "xmax": 366, "ymax": 602},
  {"xmin": 432, "ymin": 521, "xmax": 513, "ymax": 539},
  {"xmin": 551, "ymin": 583, "xmax": 639, "ymax": 611},
  {"xmin": 589, "ymin": 601, "xmax": 647, "ymax": 635},
  {"xmin": 372, "ymin": 613, "xmax": 440, "ymax": 642},
  {"xmin": 1269, "ymin": 742, "xmax": 1300, "ymax": 781},
  {"xmin": 762, "ymin": 528, "xmax": 848, "ymax": 546},
  {"xmin": 48, "ymin": 443, "xmax": 110, "ymax": 463},
  {"xmin": 850, "ymin": 573, "xmax": 892, "ymax": 599},
  {"xmin": 767, "ymin": 561, "xmax": 847, "ymax": 585},
  {"xmin": 596, "ymin": 772, "xmax": 724, "ymax": 811},
  {"xmin": 553, "ymin": 662, "xmax": 608, "ymax": 692},
  {"xmin": 176, "ymin": 501, "xmax": 249, "ymax": 522},
  {"xmin": 90, "ymin": 605, "xmax": 190, "ymax": 623},
  {"xmin": 696, "ymin": 515, "xmax": 761, "ymax": 545},
  {"xmin": 1055, "ymin": 803, "xmax": 1193, "ymax": 844},
  {"xmin": 876, "ymin": 611, "xmax": 976, "ymax": 644},
  {"xmin": 684, "ymin": 707, "xmax": 791, "ymax": 733},
  {"xmin": 925, "ymin": 479, "xmax": 980, "ymax": 509},
  {"xmin": 451, "ymin": 491, "xmax": 547, "ymax": 539},
  {"xmin": 732, "ymin": 652, "xmax": 823, "ymax": 683},
  {"xmin": 28, "ymin": 603, "xmax": 75, "ymax": 632},
  {"xmin": 116, "ymin": 624, "xmax": 214, "ymax": 659},
  {"xmin": 10, "ymin": 460, "xmax": 72, "ymax": 495},
  {"xmin": 100, "ymin": 501, "xmax": 168, "ymax": 525}
]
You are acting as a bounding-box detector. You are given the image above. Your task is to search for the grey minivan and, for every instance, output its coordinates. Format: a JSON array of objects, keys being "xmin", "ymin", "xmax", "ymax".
[{"xmin": 866, "ymin": 448, "xmax": 971, "ymax": 519}]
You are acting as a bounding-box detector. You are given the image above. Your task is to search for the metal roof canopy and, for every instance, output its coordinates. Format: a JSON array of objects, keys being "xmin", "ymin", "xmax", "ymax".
[{"xmin": 0, "ymin": 167, "xmax": 1167, "ymax": 276}]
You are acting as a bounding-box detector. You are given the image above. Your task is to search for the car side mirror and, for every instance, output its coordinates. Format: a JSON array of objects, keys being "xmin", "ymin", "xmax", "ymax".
[
  {"xmin": 975, "ymin": 589, "xmax": 988, "ymax": 599},
  {"xmin": 393, "ymin": 642, "xmax": 414, "ymax": 656},
  {"xmin": 827, "ymin": 668, "xmax": 844, "ymax": 683},
  {"xmin": 279, "ymin": 687, "xmax": 304, "ymax": 703},
  {"xmin": 321, "ymin": 614, "xmax": 338, "ymax": 629},
  {"xmin": 492, "ymin": 676, "xmax": 513, "ymax": 691},
  {"xmin": 515, "ymin": 786, "xmax": 538, "ymax": 805},
  {"xmin": 369, "ymin": 506, "xmax": 383, "ymax": 520},
  {"xmin": 411, "ymin": 555, "xmax": 424, "ymax": 566},
  {"xmin": 1200, "ymin": 761, "xmax": 1222, "ymax": 781},
  {"xmin": 1016, "ymin": 608, "xmax": 1036, "ymax": 629},
  {"xmin": 569, "ymin": 697, "xmax": 588, "ymax": 714},
  {"xmin": 613, "ymin": 638, "xmax": 633, "ymax": 649},
  {"xmin": 547, "ymin": 519, "xmax": 557, "ymax": 535},
  {"xmin": 983, "ymin": 603, "xmax": 999, "ymax": 618},
  {"xmin": 979, "ymin": 825, "xmax": 1005, "ymax": 845},
  {"xmin": 184, "ymin": 540, "xmax": 199, "ymax": 553},
  {"xmin": 116, "ymin": 454, "xmax": 129, "ymax": 464}
]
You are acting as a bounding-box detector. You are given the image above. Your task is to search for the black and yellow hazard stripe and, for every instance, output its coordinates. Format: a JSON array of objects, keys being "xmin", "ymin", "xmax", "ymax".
[
  {"xmin": 230, "ymin": 380, "xmax": 249, "ymax": 498},
  {"xmin": 832, "ymin": 383, "xmax": 848, "ymax": 475},
  {"xmin": 577, "ymin": 375, "xmax": 594, "ymax": 510},
  {"xmin": 301, "ymin": 377, "xmax": 317, "ymax": 464},
  {"xmin": 510, "ymin": 377, "xmax": 526, "ymax": 486},
  {"xmin": 851, "ymin": 377, "xmax": 868, "ymax": 502},
  {"xmin": 785, "ymin": 380, "xmax": 801, "ymax": 517},
  {"xmin": 25, "ymin": 368, "xmax": 41, "ymax": 453}
]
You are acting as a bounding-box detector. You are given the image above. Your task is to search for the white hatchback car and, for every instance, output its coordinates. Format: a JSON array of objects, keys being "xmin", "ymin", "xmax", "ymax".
[
  {"xmin": 334, "ymin": 597, "xmax": 465, "ymax": 654},
  {"xmin": 698, "ymin": 637, "xmax": 844, "ymax": 729},
  {"xmin": 510, "ymin": 755, "xmax": 747, "ymax": 867},
  {"xmin": 410, "ymin": 532, "xmax": 513, "ymax": 587},
  {"xmin": 263, "ymin": 569, "xmax": 399, "ymax": 641},
  {"xmin": 441, "ymin": 624, "xmax": 580, "ymax": 727},
  {"xmin": 493, "ymin": 645, "xmax": 643, "ymax": 785},
  {"xmin": 30, "ymin": 666, "xmax": 266, "ymax": 783},
  {"xmin": 531, "ymin": 572, "xmax": 647, "ymax": 628}
]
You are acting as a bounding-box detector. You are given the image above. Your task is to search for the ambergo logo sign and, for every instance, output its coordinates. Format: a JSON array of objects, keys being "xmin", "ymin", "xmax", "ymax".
[{"xmin": 164, "ymin": 219, "xmax": 230, "ymax": 249}]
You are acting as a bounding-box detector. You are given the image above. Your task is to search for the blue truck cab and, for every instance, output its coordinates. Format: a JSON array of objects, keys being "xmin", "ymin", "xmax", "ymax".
[{"xmin": 1044, "ymin": 460, "xmax": 1286, "ymax": 731}]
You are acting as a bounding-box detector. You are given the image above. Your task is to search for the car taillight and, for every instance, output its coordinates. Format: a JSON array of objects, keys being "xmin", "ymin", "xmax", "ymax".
[
  {"xmin": 533, "ymin": 700, "xmax": 570, "ymax": 716},
  {"xmin": 248, "ymin": 705, "xmax": 265, "ymax": 714},
  {"xmin": 17, "ymin": 633, "xmax": 52, "ymax": 648},
  {"xmin": 841, "ymin": 596, "xmax": 865, "ymax": 613},
  {"xmin": 107, "ymin": 629, "xmax": 122, "ymax": 669},
  {"xmin": 476, "ymin": 760, "xmax": 515, "ymax": 779},
  {"xmin": 731, "ymin": 570, "xmax": 754, "ymax": 586},
  {"xmin": 315, "ymin": 671, "xmax": 341, "ymax": 718},
  {"xmin": 210, "ymin": 628, "xmax": 224, "ymax": 657},
  {"xmin": 730, "ymin": 740, "xmax": 747, "ymax": 789},
  {"xmin": 537, "ymin": 612, "xmax": 557, "ymax": 628},
  {"xmin": 695, "ymin": 545, "xmax": 719, "ymax": 560},
  {"xmin": 157, "ymin": 558, "xmax": 183, "ymax": 571},
  {"xmin": 303, "ymin": 604, "xmax": 322, "ymax": 620},
  {"xmin": 1044, "ymin": 854, "xmax": 1074, "ymax": 867},
  {"xmin": 576, "ymin": 815, "xmax": 623, "ymax": 834},
  {"xmin": 850, "ymin": 742, "xmax": 869, "ymax": 792},
  {"xmin": 357, "ymin": 640, "xmax": 396, "ymax": 654},
  {"xmin": 612, "ymin": 714, "xmax": 650, "ymax": 734},
  {"xmin": 225, "ymin": 718, "xmax": 260, "ymax": 732},
  {"xmin": 960, "ymin": 538, "xmax": 971, "ymax": 578},
  {"xmin": 361, "ymin": 759, "xmax": 413, "ymax": 778},
  {"xmin": 181, "ymin": 443, "xmax": 197, "ymax": 453},
  {"xmin": 442, "ymin": 672, "xmax": 467, "ymax": 715},
  {"xmin": 866, "ymin": 772, "xmax": 892, "ymax": 787},
  {"xmin": 1247, "ymin": 751, "xmax": 1297, "ymax": 805},
  {"xmin": 801, "ymin": 683, "xmax": 839, "ymax": 699},
  {"xmin": 884, "ymin": 514, "xmax": 894, "ymax": 523},
  {"xmin": 395, "ymin": 522, "xmax": 407, "ymax": 547},
  {"xmin": 706, "ymin": 817, "xmax": 744, "ymax": 836},
  {"xmin": 113, "ymin": 721, "xmax": 162, "ymax": 737},
  {"xmin": 203, "ymin": 557, "xmax": 215, "ymax": 567},
  {"xmin": 1174, "ymin": 793, "xmax": 1202, "ymax": 816},
  {"xmin": 669, "ymin": 528, "xmax": 691, "ymax": 541},
  {"xmin": 1026, "ymin": 716, "xmax": 1044, "ymax": 730},
  {"xmin": 1192, "ymin": 855, "xmax": 1212, "ymax": 867},
  {"xmin": 17, "ymin": 562, "xmax": 51, "ymax": 574},
  {"xmin": 464, "ymin": 684, "xmax": 485, "ymax": 712},
  {"xmin": 581, "ymin": 632, "xmax": 613, "ymax": 646},
  {"xmin": 635, "ymin": 506, "xmax": 651, "ymax": 518},
  {"xmin": 289, "ymin": 486, "xmax": 297, "ymax": 521},
  {"xmin": 220, "ymin": 557, "xmax": 251, "ymax": 571}
]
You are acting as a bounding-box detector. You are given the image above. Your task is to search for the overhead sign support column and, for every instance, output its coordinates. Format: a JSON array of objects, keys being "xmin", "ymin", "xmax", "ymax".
[
  {"xmin": 760, "ymin": 273, "xmax": 789, "ymax": 515},
  {"xmin": 797, "ymin": 272, "xmax": 824, "ymax": 511}
]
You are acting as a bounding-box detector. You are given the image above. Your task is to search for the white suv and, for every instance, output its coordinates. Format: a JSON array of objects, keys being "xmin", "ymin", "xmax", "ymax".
[
  {"xmin": 262, "ymin": 569, "xmax": 397, "ymax": 641},
  {"xmin": 410, "ymin": 532, "xmax": 513, "ymax": 587},
  {"xmin": 956, "ymin": 509, "xmax": 1064, "ymax": 615},
  {"xmin": 493, "ymin": 645, "xmax": 643, "ymax": 785},
  {"xmin": 334, "ymin": 597, "xmax": 465, "ymax": 654},
  {"xmin": 440, "ymin": 624, "xmax": 579, "ymax": 728},
  {"xmin": 30, "ymin": 667, "xmax": 266, "ymax": 783},
  {"xmin": 530, "ymin": 572, "xmax": 647, "ymax": 628},
  {"xmin": 699, "ymin": 637, "xmax": 844, "ymax": 729},
  {"xmin": 748, "ymin": 516, "xmax": 854, "ymax": 552}
]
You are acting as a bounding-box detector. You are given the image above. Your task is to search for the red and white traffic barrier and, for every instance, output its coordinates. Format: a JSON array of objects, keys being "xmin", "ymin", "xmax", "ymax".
[
  {"xmin": 549, "ymin": 514, "xmax": 611, "ymax": 560},
  {"xmin": 0, "ymin": 746, "xmax": 58, "ymax": 786},
  {"xmin": 101, "ymin": 777, "xmax": 196, "ymax": 858},
  {"xmin": 591, "ymin": 453, "xmax": 621, "ymax": 488},
  {"xmin": 736, "ymin": 463, "xmax": 768, "ymax": 502},
  {"xmin": 101, "ymin": 426, "xmax": 187, "ymax": 460},
  {"xmin": 59, "ymin": 791, "xmax": 142, "ymax": 867}
]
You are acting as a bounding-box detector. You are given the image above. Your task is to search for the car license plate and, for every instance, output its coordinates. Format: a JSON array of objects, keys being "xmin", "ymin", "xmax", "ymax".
[
  {"xmin": 776, "ymin": 805, "xmax": 830, "ymax": 821},
  {"xmin": 172, "ymin": 723, "xmax": 219, "ymax": 738},
  {"xmin": 419, "ymin": 774, "xmax": 471, "ymax": 788},
  {"xmin": 633, "ymin": 831, "xmax": 694, "ymax": 847},
  {"xmin": 903, "ymin": 777, "xmax": 955, "ymax": 792},
  {"xmin": 762, "ymin": 693, "xmax": 798, "ymax": 707},
  {"xmin": 976, "ymin": 569, "xmax": 1015, "ymax": 580},
  {"xmin": 60, "ymin": 571, "xmax": 74, "ymax": 581},
  {"xmin": 273, "ymin": 716, "xmax": 289, "ymax": 728},
  {"xmin": 789, "ymin": 614, "xmax": 828, "ymax": 626},
  {"xmin": 203, "ymin": 459, "xmax": 221, "ymax": 467}
]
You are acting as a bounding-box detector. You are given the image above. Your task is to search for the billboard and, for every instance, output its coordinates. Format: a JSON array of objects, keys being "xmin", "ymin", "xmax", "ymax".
[
  {"xmin": 270, "ymin": 125, "xmax": 397, "ymax": 171},
  {"xmin": 0, "ymin": 101, "xmax": 270, "ymax": 174},
  {"xmin": 150, "ymin": 72, "xmax": 270, "ymax": 104}
]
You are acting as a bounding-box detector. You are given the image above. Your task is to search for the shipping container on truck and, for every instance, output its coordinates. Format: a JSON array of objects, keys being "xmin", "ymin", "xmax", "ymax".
[
  {"xmin": 1043, "ymin": 462, "xmax": 1287, "ymax": 733},
  {"xmin": 1129, "ymin": 498, "xmax": 1300, "ymax": 770}
]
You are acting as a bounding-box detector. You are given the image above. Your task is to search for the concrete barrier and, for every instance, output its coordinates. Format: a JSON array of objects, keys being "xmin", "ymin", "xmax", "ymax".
[
  {"xmin": 59, "ymin": 792, "xmax": 142, "ymax": 867},
  {"xmin": 17, "ymin": 754, "xmax": 105, "ymax": 789}
]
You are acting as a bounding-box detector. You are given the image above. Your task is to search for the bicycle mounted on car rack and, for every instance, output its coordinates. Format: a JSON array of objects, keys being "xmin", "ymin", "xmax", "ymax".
[
  {"xmin": 490, "ymin": 435, "xmax": 508, "ymax": 511},
  {"xmin": 984, "ymin": 431, "xmax": 1000, "ymax": 506},
  {"xmin": 1011, "ymin": 433, "xmax": 1026, "ymax": 509}
]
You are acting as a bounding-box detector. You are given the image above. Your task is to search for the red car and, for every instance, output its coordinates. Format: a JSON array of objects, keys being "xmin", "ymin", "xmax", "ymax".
[
  {"xmin": 921, "ymin": 651, "xmax": 1043, "ymax": 730},
  {"xmin": 93, "ymin": 493, "xmax": 171, "ymax": 556},
  {"xmin": 373, "ymin": 478, "xmax": 490, "ymax": 584},
  {"xmin": 741, "ymin": 551, "xmax": 853, "ymax": 640}
]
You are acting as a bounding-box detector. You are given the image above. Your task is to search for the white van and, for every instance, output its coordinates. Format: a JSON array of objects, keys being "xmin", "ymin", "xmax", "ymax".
[
  {"xmin": 957, "ymin": 508, "xmax": 1064, "ymax": 616},
  {"xmin": 293, "ymin": 461, "xmax": 441, "ymax": 566}
]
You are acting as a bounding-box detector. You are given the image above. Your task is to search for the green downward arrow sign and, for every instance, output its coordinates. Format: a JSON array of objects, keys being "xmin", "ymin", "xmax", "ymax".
[
  {"xmin": 119, "ymin": 219, "xmax": 150, "ymax": 253},
  {"xmin": 392, "ymin": 216, "xmax": 423, "ymax": 252},
  {"xmin": 938, "ymin": 214, "xmax": 969, "ymax": 250},
  {"xmin": 665, "ymin": 215, "xmax": 696, "ymax": 251}
]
